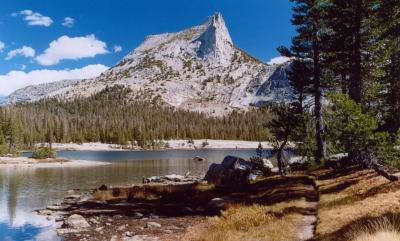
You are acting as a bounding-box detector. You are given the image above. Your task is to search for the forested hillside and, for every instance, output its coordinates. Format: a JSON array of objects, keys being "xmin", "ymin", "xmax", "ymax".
[{"xmin": 0, "ymin": 86, "xmax": 271, "ymax": 151}]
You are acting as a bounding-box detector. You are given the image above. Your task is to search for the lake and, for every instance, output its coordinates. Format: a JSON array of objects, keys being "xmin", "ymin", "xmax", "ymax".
[{"xmin": 0, "ymin": 149, "xmax": 267, "ymax": 241}]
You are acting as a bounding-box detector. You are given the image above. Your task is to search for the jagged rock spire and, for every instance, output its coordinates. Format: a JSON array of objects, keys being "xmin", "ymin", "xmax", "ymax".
[{"xmin": 196, "ymin": 12, "xmax": 234, "ymax": 66}]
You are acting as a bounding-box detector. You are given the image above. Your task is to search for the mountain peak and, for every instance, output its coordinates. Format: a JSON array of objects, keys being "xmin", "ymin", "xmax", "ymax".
[
  {"xmin": 204, "ymin": 12, "xmax": 231, "ymax": 41},
  {"xmin": 5, "ymin": 13, "xmax": 292, "ymax": 115},
  {"xmin": 196, "ymin": 12, "xmax": 233, "ymax": 66}
]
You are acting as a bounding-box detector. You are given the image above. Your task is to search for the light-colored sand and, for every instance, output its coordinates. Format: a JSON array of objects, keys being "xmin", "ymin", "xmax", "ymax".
[
  {"xmin": 0, "ymin": 156, "xmax": 109, "ymax": 168},
  {"xmin": 39, "ymin": 140, "xmax": 276, "ymax": 151}
]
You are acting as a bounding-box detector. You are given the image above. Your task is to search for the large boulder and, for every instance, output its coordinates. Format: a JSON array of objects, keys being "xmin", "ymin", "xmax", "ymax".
[
  {"xmin": 205, "ymin": 156, "xmax": 252, "ymax": 186},
  {"xmin": 66, "ymin": 214, "xmax": 90, "ymax": 229},
  {"xmin": 325, "ymin": 153, "xmax": 351, "ymax": 169},
  {"xmin": 288, "ymin": 156, "xmax": 310, "ymax": 171},
  {"xmin": 221, "ymin": 155, "xmax": 252, "ymax": 170}
]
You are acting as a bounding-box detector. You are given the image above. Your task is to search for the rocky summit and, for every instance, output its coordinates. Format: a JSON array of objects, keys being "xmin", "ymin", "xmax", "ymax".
[{"xmin": 4, "ymin": 13, "xmax": 291, "ymax": 115}]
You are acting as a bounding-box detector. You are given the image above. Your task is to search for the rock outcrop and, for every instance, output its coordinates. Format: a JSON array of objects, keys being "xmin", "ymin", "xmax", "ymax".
[{"xmin": 205, "ymin": 155, "xmax": 253, "ymax": 185}]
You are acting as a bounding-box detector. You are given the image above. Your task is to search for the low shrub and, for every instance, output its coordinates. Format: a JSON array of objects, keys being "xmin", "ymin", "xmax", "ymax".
[{"xmin": 32, "ymin": 147, "xmax": 56, "ymax": 159}]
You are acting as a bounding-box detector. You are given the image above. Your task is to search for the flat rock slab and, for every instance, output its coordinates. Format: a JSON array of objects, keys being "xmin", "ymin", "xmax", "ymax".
[
  {"xmin": 146, "ymin": 222, "xmax": 162, "ymax": 228},
  {"xmin": 66, "ymin": 214, "xmax": 91, "ymax": 229},
  {"xmin": 47, "ymin": 205, "xmax": 69, "ymax": 211}
]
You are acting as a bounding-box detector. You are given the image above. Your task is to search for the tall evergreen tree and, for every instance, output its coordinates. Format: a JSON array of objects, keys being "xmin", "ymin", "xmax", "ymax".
[
  {"xmin": 283, "ymin": 0, "xmax": 326, "ymax": 164},
  {"xmin": 323, "ymin": 0, "xmax": 374, "ymax": 103},
  {"xmin": 374, "ymin": 0, "xmax": 400, "ymax": 141},
  {"xmin": 4, "ymin": 111, "xmax": 22, "ymax": 154}
]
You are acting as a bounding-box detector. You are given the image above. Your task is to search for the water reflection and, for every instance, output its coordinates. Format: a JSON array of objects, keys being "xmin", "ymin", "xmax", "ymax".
[
  {"xmin": 0, "ymin": 149, "xmax": 259, "ymax": 241},
  {"xmin": 0, "ymin": 168, "xmax": 60, "ymax": 241}
]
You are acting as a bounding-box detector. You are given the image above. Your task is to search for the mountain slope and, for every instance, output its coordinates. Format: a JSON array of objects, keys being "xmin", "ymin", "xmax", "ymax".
[
  {"xmin": 5, "ymin": 13, "xmax": 292, "ymax": 115},
  {"xmin": 5, "ymin": 79, "xmax": 79, "ymax": 104}
]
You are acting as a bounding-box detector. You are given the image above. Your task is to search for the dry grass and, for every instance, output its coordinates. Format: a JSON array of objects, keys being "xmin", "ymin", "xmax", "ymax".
[
  {"xmin": 93, "ymin": 188, "xmax": 129, "ymax": 201},
  {"xmin": 353, "ymin": 231, "xmax": 400, "ymax": 241},
  {"xmin": 314, "ymin": 168, "xmax": 400, "ymax": 240},
  {"xmin": 93, "ymin": 183, "xmax": 214, "ymax": 201},
  {"xmin": 89, "ymin": 175, "xmax": 317, "ymax": 240},
  {"xmin": 188, "ymin": 199, "xmax": 311, "ymax": 241},
  {"xmin": 347, "ymin": 216, "xmax": 400, "ymax": 241}
]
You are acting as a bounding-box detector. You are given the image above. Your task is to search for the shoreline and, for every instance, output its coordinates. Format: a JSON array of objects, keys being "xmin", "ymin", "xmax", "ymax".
[
  {"xmin": 0, "ymin": 156, "xmax": 110, "ymax": 168},
  {"xmin": 34, "ymin": 140, "xmax": 276, "ymax": 152}
]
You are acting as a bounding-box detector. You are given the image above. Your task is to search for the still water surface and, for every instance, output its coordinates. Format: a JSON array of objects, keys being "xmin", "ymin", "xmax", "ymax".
[{"xmin": 0, "ymin": 149, "xmax": 264, "ymax": 241}]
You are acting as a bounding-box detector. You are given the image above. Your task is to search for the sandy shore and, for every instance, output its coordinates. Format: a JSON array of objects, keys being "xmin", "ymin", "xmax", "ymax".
[
  {"xmin": 41, "ymin": 140, "xmax": 275, "ymax": 151},
  {"xmin": 0, "ymin": 156, "xmax": 110, "ymax": 168}
]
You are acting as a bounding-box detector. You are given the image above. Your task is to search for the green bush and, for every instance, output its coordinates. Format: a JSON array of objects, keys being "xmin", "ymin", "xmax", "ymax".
[
  {"xmin": 32, "ymin": 147, "xmax": 56, "ymax": 159},
  {"xmin": 326, "ymin": 93, "xmax": 392, "ymax": 165},
  {"xmin": 0, "ymin": 144, "xmax": 8, "ymax": 156}
]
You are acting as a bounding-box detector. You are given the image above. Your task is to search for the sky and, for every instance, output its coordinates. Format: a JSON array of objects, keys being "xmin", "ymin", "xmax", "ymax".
[{"xmin": 0, "ymin": 0, "xmax": 295, "ymax": 96}]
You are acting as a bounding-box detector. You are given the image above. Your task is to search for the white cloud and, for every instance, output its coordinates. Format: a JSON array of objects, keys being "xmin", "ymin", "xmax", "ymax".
[
  {"xmin": 5, "ymin": 46, "xmax": 35, "ymax": 60},
  {"xmin": 21, "ymin": 64, "xmax": 26, "ymax": 70},
  {"xmin": 113, "ymin": 45, "xmax": 122, "ymax": 53},
  {"xmin": 36, "ymin": 35, "xmax": 108, "ymax": 66},
  {"xmin": 62, "ymin": 17, "xmax": 75, "ymax": 27},
  {"xmin": 0, "ymin": 41, "xmax": 5, "ymax": 52},
  {"xmin": 15, "ymin": 9, "xmax": 53, "ymax": 27},
  {"xmin": 267, "ymin": 56, "xmax": 291, "ymax": 65},
  {"xmin": 0, "ymin": 64, "xmax": 109, "ymax": 95}
]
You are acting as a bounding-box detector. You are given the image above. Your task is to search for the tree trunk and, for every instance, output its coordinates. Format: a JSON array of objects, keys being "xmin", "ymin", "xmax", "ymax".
[
  {"xmin": 341, "ymin": 72, "xmax": 347, "ymax": 94},
  {"xmin": 372, "ymin": 163, "xmax": 399, "ymax": 182},
  {"xmin": 386, "ymin": 52, "xmax": 400, "ymax": 142},
  {"xmin": 349, "ymin": 0, "xmax": 363, "ymax": 103},
  {"xmin": 312, "ymin": 24, "xmax": 325, "ymax": 165},
  {"xmin": 355, "ymin": 150, "xmax": 399, "ymax": 182},
  {"xmin": 276, "ymin": 140, "xmax": 288, "ymax": 176}
]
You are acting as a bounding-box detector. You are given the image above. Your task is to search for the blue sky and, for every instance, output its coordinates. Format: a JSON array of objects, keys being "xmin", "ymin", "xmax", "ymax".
[{"xmin": 0, "ymin": 0, "xmax": 295, "ymax": 96}]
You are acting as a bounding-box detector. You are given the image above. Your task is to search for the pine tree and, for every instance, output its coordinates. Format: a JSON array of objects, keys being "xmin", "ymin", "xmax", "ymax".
[
  {"xmin": 4, "ymin": 111, "xmax": 22, "ymax": 154},
  {"xmin": 284, "ymin": 0, "xmax": 326, "ymax": 164},
  {"xmin": 323, "ymin": 0, "xmax": 374, "ymax": 103},
  {"xmin": 268, "ymin": 102, "xmax": 302, "ymax": 175},
  {"xmin": 374, "ymin": 0, "xmax": 400, "ymax": 141}
]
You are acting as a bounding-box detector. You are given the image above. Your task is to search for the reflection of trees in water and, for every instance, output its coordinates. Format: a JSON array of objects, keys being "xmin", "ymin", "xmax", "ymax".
[
  {"xmin": 7, "ymin": 171, "xmax": 22, "ymax": 225},
  {"xmin": 0, "ymin": 171, "xmax": 4, "ymax": 192},
  {"xmin": 0, "ymin": 168, "xmax": 56, "ymax": 226}
]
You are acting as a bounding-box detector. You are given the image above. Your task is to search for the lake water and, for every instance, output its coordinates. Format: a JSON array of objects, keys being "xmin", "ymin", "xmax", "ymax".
[{"xmin": 0, "ymin": 149, "xmax": 265, "ymax": 241}]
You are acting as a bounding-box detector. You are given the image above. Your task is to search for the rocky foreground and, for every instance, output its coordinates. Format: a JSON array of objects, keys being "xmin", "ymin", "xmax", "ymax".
[
  {"xmin": 35, "ymin": 154, "xmax": 400, "ymax": 241},
  {"xmin": 36, "ymin": 155, "xmax": 317, "ymax": 241}
]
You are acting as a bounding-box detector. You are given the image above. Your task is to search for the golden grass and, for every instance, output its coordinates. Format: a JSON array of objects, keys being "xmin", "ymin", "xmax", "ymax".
[
  {"xmin": 93, "ymin": 183, "xmax": 215, "ymax": 201},
  {"xmin": 352, "ymin": 231, "xmax": 400, "ymax": 241},
  {"xmin": 314, "ymin": 168, "xmax": 400, "ymax": 240},
  {"xmin": 93, "ymin": 189, "xmax": 129, "ymax": 201},
  {"xmin": 347, "ymin": 216, "xmax": 400, "ymax": 241},
  {"xmin": 192, "ymin": 199, "xmax": 310, "ymax": 241}
]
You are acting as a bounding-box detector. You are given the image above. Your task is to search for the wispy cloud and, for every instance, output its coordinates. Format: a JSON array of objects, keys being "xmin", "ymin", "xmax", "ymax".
[
  {"xmin": 0, "ymin": 64, "xmax": 109, "ymax": 95},
  {"xmin": 13, "ymin": 9, "xmax": 53, "ymax": 27},
  {"xmin": 36, "ymin": 35, "xmax": 108, "ymax": 66},
  {"xmin": 62, "ymin": 17, "xmax": 75, "ymax": 28},
  {"xmin": 5, "ymin": 46, "xmax": 35, "ymax": 60},
  {"xmin": 0, "ymin": 41, "xmax": 4, "ymax": 52},
  {"xmin": 113, "ymin": 45, "xmax": 122, "ymax": 53}
]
